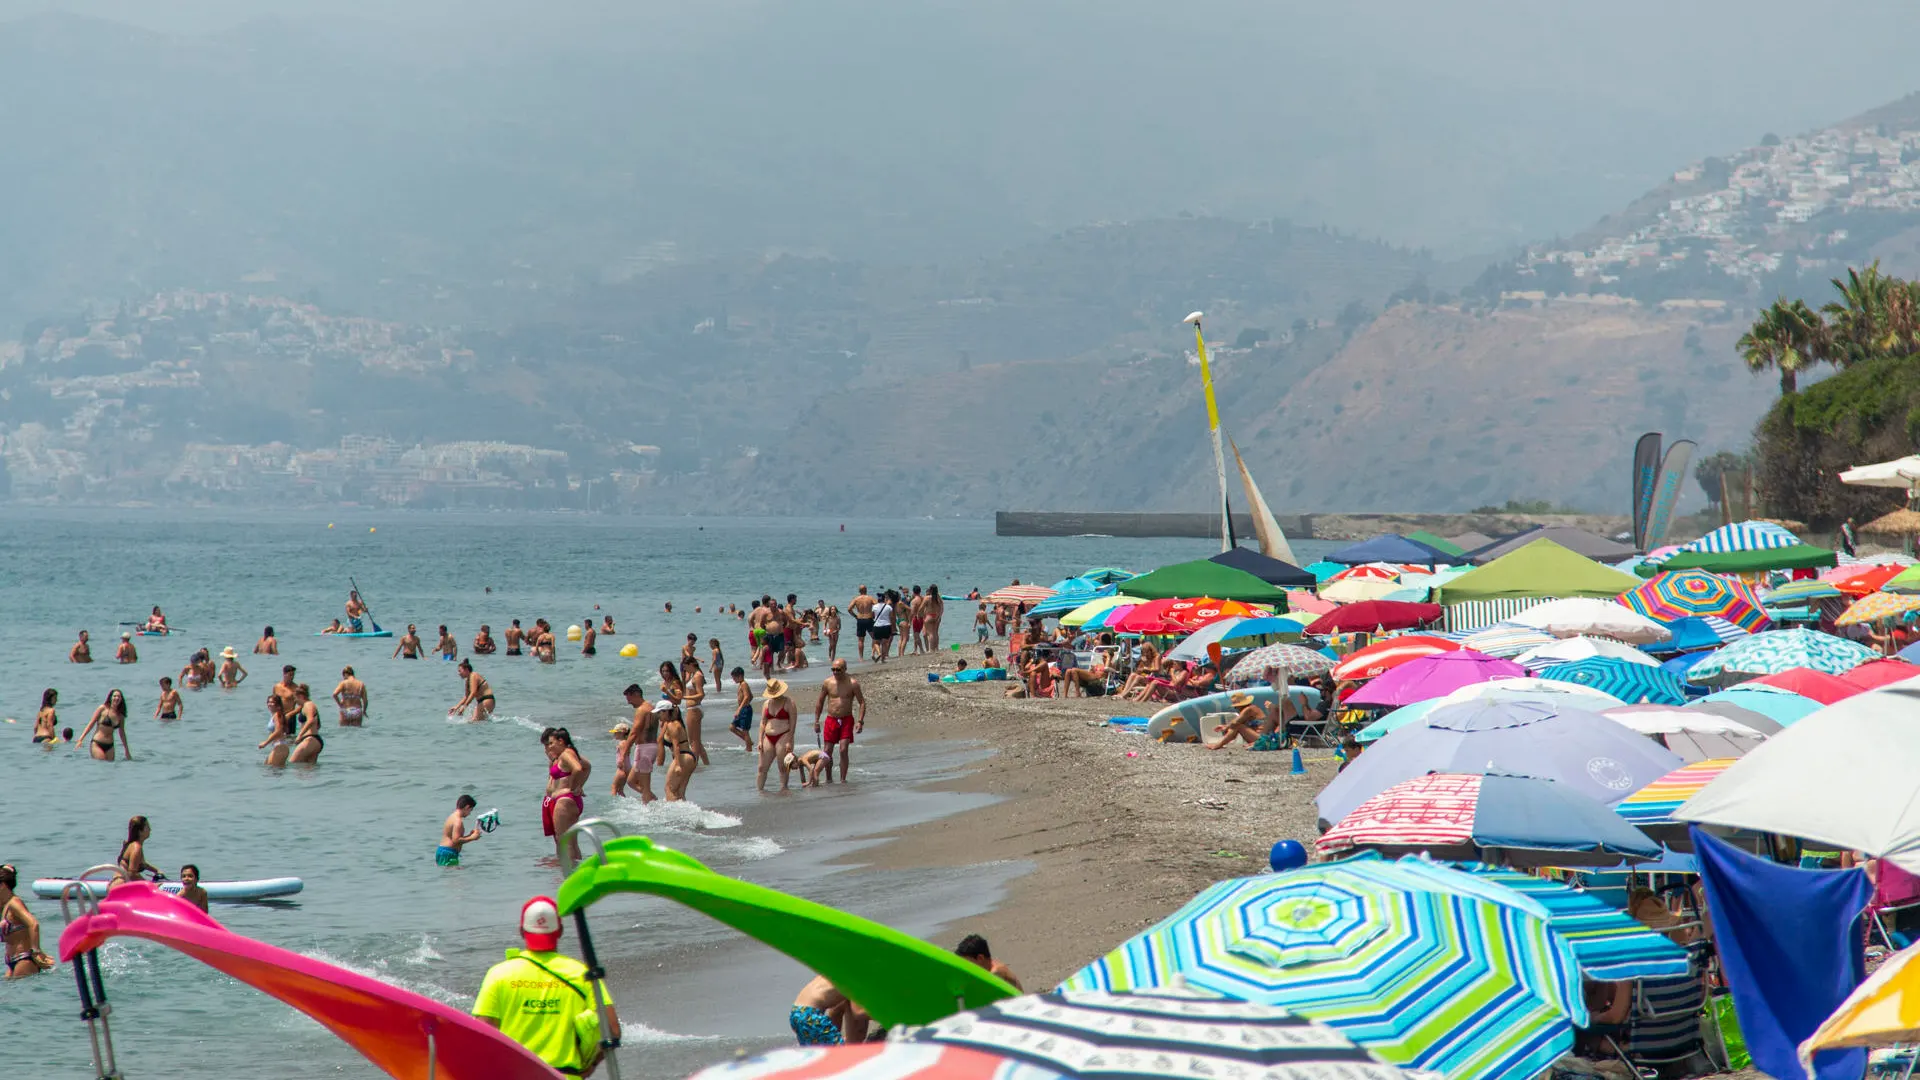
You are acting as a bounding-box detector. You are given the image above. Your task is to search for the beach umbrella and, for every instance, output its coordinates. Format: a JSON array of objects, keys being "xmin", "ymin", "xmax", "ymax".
[
  {"xmin": 1799, "ymin": 941, "xmax": 1920, "ymax": 1075},
  {"xmin": 1764, "ymin": 579, "xmax": 1845, "ymax": 604},
  {"xmin": 1317, "ymin": 772, "xmax": 1662, "ymax": 868},
  {"xmin": 1319, "ymin": 699, "xmax": 1684, "ymax": 825},
  {"xmin": 890, "ymin": 987, "xmax": 1412, "ymax": 1080},
  {"xmin": 1332, "ymin": 635, "xmax": 1462, "ymax": 682},
  {"xmin": 1343, "ymin": 650, "xmax": 1528, "ymax": 708},
  {"xmin": 1319, "ymin": 576, "xmax": 1412, "ymax": 604},
  {"xmin": 1746, "ymin": 666, "xmax": 1867, "ymax": 704},
  {"xmin": 1059, "ymin": 596, "xmax": 1141, "ymax": 628},
  {"xmin": 683, "ymin": 1043, "xmax": 1052, "ymax": 1080},
  {"xmin": 1303, "ymin": 601, "xmax": 1441, "ymax": 636},
  {"xmin": 1078, "ymin": 567, "xmax": 1136, "ymax": 586},
  {"xmin": 1602, "ymin": 706, "xmax": 1768, "ymax": 762},
  {"xmin": 1687, "ymin": 685, "xmax": 1825, "ymax": 727},
  {"xmin": 1619, "ymin": 570, "xmax": 1771, "ymax": 634},
  {"xmin": 1447, "ymin": 862, "xmax": 1692, "ymax": 981},
  {"xmin": 1353, "ymin": 679, "xmax": 1629, "ymax": 743},
  {"xmin": 1224, "ymin": 643, "xmax": 1337, "ymax": 684},
  {"xmin": 1326, "ymin": 563, "xmax": 1404, "ymax": 583},
  {"xmin": 1516, "ymin": 635, "xmax": 1659, "ymax": 672},
  {"xmin": 1843, "ymin": 658, "xmax": 1920, "ymax": 691},
  {"xmin": 1303, "ymin": 561, "xmax": 1344, "ymax": 582},
  {"xmin": 1287, "ymin": 590, "xmax": 1338, "ymax": 615},
  {"xmin": 1538, "ymin": 658, "xmax": 1690, "ymax": 706},
  {"xmin": 1615, "ymin": 759, "xmax": 1740, "ymax": 850},
  {"xmin": 1166, "ymin": 617, "xmax": 1307, "ymax": 663},
  {"xmin": 1507, "ymin": 598, "xmax": 1672, "ymax": 645},
  {"xmin": 1110, "ymin": 598, "xmax": 1265, "ymax": 635},
  {"xmin": 1648, "ymin": 615, "xmax": 1750, "ymax": 653},
  {"xmin": 1081, "ymin": 605, "xmax": 1138, "ymax": 632},
  {"xmin": 1836, "ymin": 591, "xmax": 1920, "ymax": 626},
  {"xmin": 1060, "ymin": 856, "xmax": 1587, "ymax": 1080},
  {"xmin": 1206, "ymin": 549, "xmax": 1315, "ymax": 589},
  {"xmin": 1678, "ymin": 683, "xmax": 1920, "ymax": 871},
  {"xmin": 1122, "ymin": 560, "xmax": 1290, "ymax": 603},
  {"xmin": 1825, "ymin": 563, "xmax": 1907, "ymax": 597},
  {"xmin": 1031, "ymin": 583, "xmax": 1114, "ymax": 617},
  {"xmin": 1454, "ymin": 623, "xmax": 1559, "ymax": 659},
  {"xmin": 1683, "ymin": 628, "xmax": 1877, "ymax": 683},
  {"xmin": 1323, "ymin": 534, "xmax": 1457, "ymax": 566},
  {"xmin": 987, "ymin": 584, "xmax": 1056, "ymax": 605},
  {"xmin": 1884, "ymin": 565, "xmax": 1920, "ymax": 595}
]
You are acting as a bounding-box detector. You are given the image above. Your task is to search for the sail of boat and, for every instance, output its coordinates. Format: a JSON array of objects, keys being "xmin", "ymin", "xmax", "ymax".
[{"xmin": 1230, "ymin": 437, "xmax": 1296, "ymax": 564}]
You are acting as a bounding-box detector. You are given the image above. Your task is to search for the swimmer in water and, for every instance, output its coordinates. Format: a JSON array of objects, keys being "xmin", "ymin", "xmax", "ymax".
[
  {"xmin": 116, "ymin": 632, "xmax": 137, "ymax": 664},
  {"xmin": 154, "ymin": 677, "xmax": 182, "ymax": 722},
  {"xmin": 709, "ymin": 637, "xmax": 726, "ymax": 696},
  {"xmin": 333, "ymin": 666, "xmax": 368, "ymax": 725},
  {"xmin": 254, "ymin": 625, "xmax": 279, "ymax": 655},
  {"xmin": 114, "ymin": 815, "xmax": 159, "ymax": 884},
  {"xmin": 393, "ymin": 624, "xmax": 423, "ymax": 659},
  {"xmin": 680, "ymin": 655, "xmax": 709, "ymax": 764},
  {"xmin": 438, "ymin": 794, "xmax": 482, "ymax": 866},
  {"xmin": 177, "ymin": 864, "xmax": 209, "ymax": 913},
  {"xmin": 69, "ymin": 629, "xmax": 93, "ymax": 664},
  {"xmin": 503, "ymin": 619, "xmax": 524, "ymax": 656},
  {"xmin": 611, "ymin": 684, "xmax": 658, "ymax": 802},
  {"xmin": 436, "ymin": 625, "xmax": 458, "ymax": 661},
  {"xmin": 259, "ymin": 693, "xmax": 292, "ymax": 768},
  {"xmin": 727, "ymin": 666, "xmax": 753, "ymax": 750},
  {"xmin": 533, "ymin": 620, "xmax": 556, "ymax": 664},
  {"xmin": 657, "ymin": 700, "xmax": 697, "ymax": 802},
  {"xmin": 289, "ymin": 684, "xmax": 324, "ymax": 764},
  {"xmin": 76, "ymin": 689, "xmax": 132, "ymax": 761},
  {"xmin": 450, "ymin": 659, "xmax": 495, "ymax": 723},
  {"xmin": 31, "ymin": 689, "xmax": 57, "ymax": 744},
  {"xmin": 472, "ymin": 625, "xmax": 497, "ymax": 654},
  {"xmin": 2, "ymin": 863, "xmax": 52, "ymax": 978},
  {"xmin": 580, "ymin": 618, "xmax": 597, "ymax": 657},
  {"xmin": 217, "ymin": 646, "xmax": 248, "ymax": 689},
  {"xmin": 541, "ymin": 727, "xmax": 589, "ymax": 863},
  {"xmin": 600, "ymin": 615, "xmax": 615, "ymax": 635}
]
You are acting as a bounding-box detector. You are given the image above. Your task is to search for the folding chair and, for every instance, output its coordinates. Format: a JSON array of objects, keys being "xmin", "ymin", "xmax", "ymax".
[{"xmin": 1604, "ymin": 972, "xmax": 1712, "ymax": 1078}]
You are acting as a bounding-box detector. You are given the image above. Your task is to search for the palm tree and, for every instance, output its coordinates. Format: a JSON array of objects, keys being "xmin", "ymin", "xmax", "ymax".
[
  {"xmin": 1739, "ymin": 302, "xmax": 1806, "ymax": 395},
  {"xmin": 1824, "ymin": 261, "xmax": 1896, "ymax": 365}
]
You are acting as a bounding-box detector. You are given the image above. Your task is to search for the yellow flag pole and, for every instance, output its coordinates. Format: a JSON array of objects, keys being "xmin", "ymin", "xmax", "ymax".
[{"xmin": 1185, "ymin": 312, "xmax": 1234, "ymax": 552}]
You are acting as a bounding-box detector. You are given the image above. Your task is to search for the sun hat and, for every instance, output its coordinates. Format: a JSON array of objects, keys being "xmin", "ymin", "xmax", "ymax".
[
  {"xmin": 763, "ymin": 678, "xmax": 790, "ymax": 699},
  {"xmin": 121, "ymin": 632, "xmax": 132, "ymax": 639},
  {"xmin": 1229, "ymin": 691, "xmax": 1256, "ymax": 708},
  {"xmin": 221, "ymin": 646, "xmax": 237, "ymax": 659},
  {"xmin": 520, "ymin": 896, "xmax": 562, "ymax": 951}
]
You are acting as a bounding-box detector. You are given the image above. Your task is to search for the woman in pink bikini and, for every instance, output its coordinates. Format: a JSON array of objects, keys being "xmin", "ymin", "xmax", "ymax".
[{"xmin": 540, "ymin": 727, "xmax": 590, "ymax": 864}]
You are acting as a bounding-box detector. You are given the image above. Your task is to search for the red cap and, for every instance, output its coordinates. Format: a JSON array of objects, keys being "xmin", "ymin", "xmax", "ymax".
[{"xmin": 520, "ymin": 896, "xmax": 563, "ymax": 951}]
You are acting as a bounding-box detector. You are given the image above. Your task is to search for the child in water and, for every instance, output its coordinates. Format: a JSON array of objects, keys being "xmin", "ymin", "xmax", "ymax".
[{"xmin": 438, "ymin": 795, "xmax": 484, "ymax": 866}]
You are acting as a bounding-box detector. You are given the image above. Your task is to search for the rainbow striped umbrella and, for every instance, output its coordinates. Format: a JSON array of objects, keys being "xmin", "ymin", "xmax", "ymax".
[
  {"xmin": 1060, "ymin": 856, "xmax": 1587, "ymax": 1080},
  {"xmin": 685, "ymin": 1043, "xmax": 1053, "ymax": 1080},
  {"xmin": 1058, "ymin": 596, "xmax": 1142, "ymax": 628},
  {"xmin": 1835, "ymin": 591, "xmax": 1920, "ymax": 627},
  {"xmin": 1449, "ymin": 863, "xmax": 1691, "ymax": 981},
  {"xmin": 1620, "ymin": 570, "xmax": 1771, "ymax": 633},
  {"xmin": 1614, "ymin": 758, "xmax": 1739, "ymax": 848}
]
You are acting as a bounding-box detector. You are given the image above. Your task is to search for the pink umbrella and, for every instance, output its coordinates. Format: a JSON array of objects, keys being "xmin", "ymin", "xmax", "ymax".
[
  {"xmin": 1286, "ymin": 589, "xmax": 1339, "ymax": 615},
  {"xmin": 1343, "ymin": 649, "xmax": 1531, "ymax": 708}
]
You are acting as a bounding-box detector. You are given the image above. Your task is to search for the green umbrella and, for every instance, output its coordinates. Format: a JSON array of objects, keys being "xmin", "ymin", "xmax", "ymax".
[{"xmin": 1123, "ymin": 559, "xmax": 1291, "ymax": 602}]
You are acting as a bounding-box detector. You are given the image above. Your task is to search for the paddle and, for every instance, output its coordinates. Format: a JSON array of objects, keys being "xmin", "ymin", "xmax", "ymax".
[{"xmin": 348, "ymin": 576, "xmax": 385, "ymax": 634}]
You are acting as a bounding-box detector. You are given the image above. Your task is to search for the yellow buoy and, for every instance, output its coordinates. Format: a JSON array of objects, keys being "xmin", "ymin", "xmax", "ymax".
[
  {"xmin": 369, "ymin": 527, "xmax": 376, "ymax": 533},
  {"xmin": 566, "ymin": 624, "xmax": 583, "ymax": 641},
  {"xmin": 618, "ymin": 643, "xmax": 639, "ymax": 658},
  {"xmin": 327, "ymin": 523, "xmax": 334, "ymax": 529}
]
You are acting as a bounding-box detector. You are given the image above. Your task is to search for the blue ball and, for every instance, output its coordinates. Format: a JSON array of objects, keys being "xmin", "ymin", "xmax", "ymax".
[{"xmin": 1269, "ymin": 839, "xmax": 1307, "ymax": 872}]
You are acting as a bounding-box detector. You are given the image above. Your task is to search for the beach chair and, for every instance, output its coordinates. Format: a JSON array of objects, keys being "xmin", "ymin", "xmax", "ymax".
[{"xmin": 1601, "ymin": 972, "xmax": 1712, "ymax": 1078}]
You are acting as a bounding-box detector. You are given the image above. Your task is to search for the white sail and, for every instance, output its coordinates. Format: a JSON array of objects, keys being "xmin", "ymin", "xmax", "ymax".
[{"xmin": 1230, "ymin": 438, "xmax": 1297, "ymax": 564}]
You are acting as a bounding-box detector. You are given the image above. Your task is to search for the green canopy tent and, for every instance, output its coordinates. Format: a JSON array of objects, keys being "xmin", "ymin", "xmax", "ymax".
[
  {"xmin": 1119, "ymin": 558, "xmax": 1292, "ymax": 603},
  {"xmin": 1405, "ymin": 529, "xmax": 1467, "ymax": 559},
  {"xmin": 1437, "ymin": 539, "xmax": 1643, "ymax": 631},
  {"xmin": 1641, "ymin": 543, "xmax": 1837, "ymax": 575}
]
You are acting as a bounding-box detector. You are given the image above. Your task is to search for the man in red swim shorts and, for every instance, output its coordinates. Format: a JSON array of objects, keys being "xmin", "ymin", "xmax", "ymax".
[{"xmin": 813, "ymin": 658, "xmax": 867, "ymax": 783}]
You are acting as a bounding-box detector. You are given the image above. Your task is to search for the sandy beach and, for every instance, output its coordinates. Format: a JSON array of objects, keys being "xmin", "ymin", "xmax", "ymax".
[{"xmin": 847, "ymin": 643, "xmax": 1339, "ymax": 987}]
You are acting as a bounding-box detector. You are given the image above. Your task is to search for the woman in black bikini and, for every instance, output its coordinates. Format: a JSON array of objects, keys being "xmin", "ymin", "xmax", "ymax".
[
  {"xmin": 679, "ymin": 655, "xmax": 709, "ymax": 765},
  {"xmin": 289, "ymin": 683, "xmax": 325, "ymax": 764},
  {"xmin": 2, "ymin": 863, "xmax": 50, "ymax": 978},
  {"xmin": 31, "ymin": 688, "xmax": 57, "ymax": 744},
  {"xmin": 450, "ymin": 659, "xmax": 495, "ymax": 722},
  {"xmin": 115, "ymin": 815, "xmax": 159, "ymax": 884},
  {"xmin": 76, "ymin": 689, "xmax": 132, "ymax": 761},
  {"xmin": 657, "ymin": 699, "xmax": 698, "ymax": 802}
]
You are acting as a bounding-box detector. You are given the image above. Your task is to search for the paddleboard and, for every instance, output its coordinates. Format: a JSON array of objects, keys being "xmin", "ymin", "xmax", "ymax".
[
  {"xmin": 34, "ymin": 877, "xmax": 304, "ymax": 902},
  {"xmin": 135, "ymin": 629, "xmax": 175, "ymax": 637},
  {"xmin": 1146, "ymin": 686, "xmax": 1324, "ymax": 743},
  {"xmin": 313, "ymin": 631, "xmax": 394, "ymax": 639}
]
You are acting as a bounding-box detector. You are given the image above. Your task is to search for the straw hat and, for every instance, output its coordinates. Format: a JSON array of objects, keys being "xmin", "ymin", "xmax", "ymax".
[
  {"xmin": 1229, "ymin": 691, "xmax": 1256, "ymax": 708},
  {"xmin": 220, "ymin": 646, "xmax": 237, "ymax": 659},
  {"xmin": 763, "ymin": 679, "xmax": 790, "ymax": 699}
]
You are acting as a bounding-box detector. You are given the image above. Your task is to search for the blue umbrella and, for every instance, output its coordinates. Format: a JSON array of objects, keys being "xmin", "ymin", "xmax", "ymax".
[
  {"xmin": 1323, "ymin": 534, "xmax": 1456, "ymax": 566},
  {"xmin": 1656, "ymin": 653, "xmax": 1712, "ymax": 695},
  {"xmin": 1539, "ymin": 658, "xmax": 1690, "ymax": 706},
  {"xmin": 1317, "ymin": 772, "xmax": 1663, "ymax": 869},
  {"xmin": 1304, "ymin": 561, "xmax": 1344, "ymax": 582},
  {"xmin": 1447, "ymin": 862, "xmax": 1691, "ymax": 981},
  {"xmin": 1646, "ymin": 616, "xmax": 1749, "ymax": 653},
  {"xmin": 1030, "ymin": 582, "xmax": 1113, "ymax": 617},
  {"xmin": 1685, "ymin": 685, "xmax": 1823, "ymax": 726},
  {"xmin": 1317, "ymin": 700, "xmax": 1685, "ymax": 827}
]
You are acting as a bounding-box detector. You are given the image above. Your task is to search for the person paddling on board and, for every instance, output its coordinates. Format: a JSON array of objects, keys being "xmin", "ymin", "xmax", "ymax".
[
  {"xmin": 144, "ymin": 607, "xmax": 168, "ymax": 633},
  {"xmin": 345, "ymin": 590, "xmax": 368, "ymax": 633},
  {"xmin": 473, "ymin": 897, "xmax": 616, "ymax": 1076},
  {"xmin": 438, "ymin": 794, "xmax": 483, "ymax": 866}
]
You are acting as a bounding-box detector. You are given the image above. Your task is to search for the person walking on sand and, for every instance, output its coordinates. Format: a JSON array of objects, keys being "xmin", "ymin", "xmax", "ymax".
[
  {"xmin": 218, "ymin": 646, "xmax": 248, "ymax": 689},
  {"xmin": 612, "ymin": 684, "xmax": 659, "ymax": 802},
  {"xmin": 870, "ymin": 592, "xmax": 894, "ymax": 663},
  {"xmin": 451, "ymin": 659, "xmax": 495, "ymax": 723},
  {"xmin": 757, "ymin": 678, "xmax": 798, "ymax": 791},
  {"xmin": 909, "ymin": 585, "xmax": 926, "ymax": 655},
  {"xmin": 814, "ymin": 659, "xmax": 866, "ymax": 783},
  {"xmin": 708, "ymin": 637, "xmax": 726, "ymax": 697},
  {"xmin": 848, "ymin": 586, "xmax": 875, "ymax": 659},
  {"xmin": 116, "ymin": 632, "xmax": 138, "ymax": 664},
  {"xmin": 974, "ymin": 602, "xmax": 990, "ymax": 643},
  {"xmin": 70, "ymin": 629, "xmax": 93, "ymax": 664},
  {"xmin": 153, "ymin": 677, "xmax": 183, "ymax": 722},
  {"xmin": 473, "ymin": 897, "xmax": 617, "ymax": 1076},
  {"xmin": 924, "ymin": 585, "xmax": 945, "ymax": 651},
  {"xmin": 438, "ymin": 794, "xmax": 483, "ymax": 867},
  {"xmin": 333, "ymin": 666, "xmax": 368, "ymax": 725}
]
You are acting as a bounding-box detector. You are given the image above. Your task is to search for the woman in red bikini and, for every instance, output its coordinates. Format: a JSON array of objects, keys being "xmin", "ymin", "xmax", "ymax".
[
  {"xmin": 540, "ymin": 727, "xmax": 590, "ymax": 864},
  {"xmin": 756, "ymin": 678, "xmax": 797, "ymax": 792}
]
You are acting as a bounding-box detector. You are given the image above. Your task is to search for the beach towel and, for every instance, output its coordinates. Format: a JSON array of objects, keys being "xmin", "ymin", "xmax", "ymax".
[{"xmin": 1691, "ymin": 827, "xmax": 1873, "ymax": 1080}]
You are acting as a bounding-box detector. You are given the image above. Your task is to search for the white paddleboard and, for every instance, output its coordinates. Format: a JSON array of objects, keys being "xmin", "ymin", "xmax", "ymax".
[{"xmin": 34, "ymin": 877, "xmax": 304, "ymax": 902}]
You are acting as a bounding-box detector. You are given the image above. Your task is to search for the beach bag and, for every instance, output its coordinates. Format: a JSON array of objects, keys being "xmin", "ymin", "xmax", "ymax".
[{"xmin": 1709, "ymin": 993, "xmax": 1750, "ymax": 1072}]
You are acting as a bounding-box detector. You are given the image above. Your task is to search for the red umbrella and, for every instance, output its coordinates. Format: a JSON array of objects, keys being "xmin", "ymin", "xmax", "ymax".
[
  {"xmin": 1748, "ymin": 666, "xmax": 1866, "ymax": 705},
  {"xmin": 1108, "ymin": 597, "xmax": 1263, "ymax": 634},
  {"xmin": 1305, "ymin": 601, "xmax": 1443, "ymax": 635},
  {"xmin": 1829, "ymin": 564, "xmax": 1905, "ymax": 597},
  {"xmin": 1326, "ymin": 564, "xmax": 1401, "ymax": 583},
  {"xmin": 1332, "ymin": 634, "xmax": 1463, "ymax": 682},
  {"xmin": 1840, "ymin": 658, "xmax": 1920, "ymax": 692}
]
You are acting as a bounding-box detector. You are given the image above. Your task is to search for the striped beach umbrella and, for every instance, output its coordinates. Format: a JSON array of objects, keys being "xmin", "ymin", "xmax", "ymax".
[
  {"xmin": 1316, "ymin": 773, "xmax": 1662, "ymax": 868},
  {"xmin": 1672, "ymin": 521, "xmax": 1801, "ymax": 555},
  {"xmin": 1225, "ymin": 643, "xmax": 1337, "ymax": 684},
  {"xmin": 1060, "ymin": 596, "xmax": 1140, "ymax": 628},
  {"xmin": 1687, "ymin": 685, "xmax": 1824, "ymax": 726},
  {"xmin": 1332, "ymin": 635, "xmax": 1462, "ymax": 682},
  {"xmin": 1763, "ymin": 579, "xmax": 1844, "ymax": 605},
  {"xmin": 1326, "ymin": 563, "xmax": 1404, "ymax": 583},
  {"xmin": 1836, "ymin": 591, "xmax": 1920, "ymax": 627},
  {"xmin": 1449, "ymin": 863, "xmax": 1691, "ymax": 981},
  {"xmin": 1061, "ymin": 856, "xmax": 1587, "ymax": 1080},
  {"xmin": 1453, "ymin": 623, "xmax": 1558, "ymax": 659},
  {"xmin": 1538, "ymin": 658, "xmax": 1690, "ymax": 706},
  {"xmin": 1614, "ymin": 758, "xmax": 1739, "ymax": 849},
  {"xmin": 1620, "ymin": 570, "xmax": 1771, "ymax": 633},
  {"xmin": 684, "ymin": 1043, "xmax": 1054, "ymax": 1080},
  {"xmin": 987, "ymin": 584, "xmax": 1057, "ymax": 605},
  {"xmin": 1684, "ymin": 629, "xmax": 1877, "ymax": 682},
  {"xmin": 892, "ymin": 987, "xmax": 1411, "ymax": 1080},
  {"xmin": 1516, "ymin": 635, "xmax": 1660, "ymax": 673}
]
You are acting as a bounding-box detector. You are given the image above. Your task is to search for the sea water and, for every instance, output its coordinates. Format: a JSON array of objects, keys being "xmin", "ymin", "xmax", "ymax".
[{"xmin": 0, "ymin": 509, "xmax": 1332, "ymax": 1077}]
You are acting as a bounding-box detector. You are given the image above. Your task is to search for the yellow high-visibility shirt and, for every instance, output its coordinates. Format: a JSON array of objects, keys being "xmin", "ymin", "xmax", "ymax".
[{"xmin": 472, "ymin": 948, "xmax": 606, "ymax": 1072}]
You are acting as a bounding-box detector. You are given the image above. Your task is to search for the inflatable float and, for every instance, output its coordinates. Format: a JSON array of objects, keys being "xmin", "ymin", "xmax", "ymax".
[
  {"xmin": 35, "ymin": 876, "xmax": 304, "ymax": 902},
  {"xmin": 1145, "ymin": 686, "xmax": 1323, "ymax": 743}
]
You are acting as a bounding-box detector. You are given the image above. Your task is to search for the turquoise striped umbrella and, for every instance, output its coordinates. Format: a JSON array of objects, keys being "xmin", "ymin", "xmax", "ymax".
[
  {"xmin": 1539, "ymin": 658, "xmax": 1690, "ymax": 706},
  {"xmin": 1446, "ymin": 862, "xmax": 1690, "ymax": 981},
  {"xmin": 1060, "ymin": 855, "xmax": 1587, "ymax": 1080},
  {"xmin": 1684, "ymin": 628, "xmax": 1877, "ymax": 682}
]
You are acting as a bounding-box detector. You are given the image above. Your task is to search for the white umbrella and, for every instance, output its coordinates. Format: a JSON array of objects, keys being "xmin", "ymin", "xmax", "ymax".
[
  {"xmin": 1320, "ymin": 576, "xmax": 1416, "ymax": 603},
  {"xmin": 1603, "ymin": 705, "xmax": 1767, "ymax": 761},
  {"xmin": 1517, "ymin": 635, "xmax": 1661, "ymax": 671},
  {"xmin": 1677, "ymin": 679, "xmax": 1920, "ymax": 871},
  {"xmin": 1508, "ymin": 598, "xmax": 1673, "ymax": 645},
  {"xmin": 1432, "ymin": 675, "xmax": 1627, "ymax": 709},
  {"xmin": 1840, "ymin": 456, "xmax": 1920, "ymax": 493}
]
